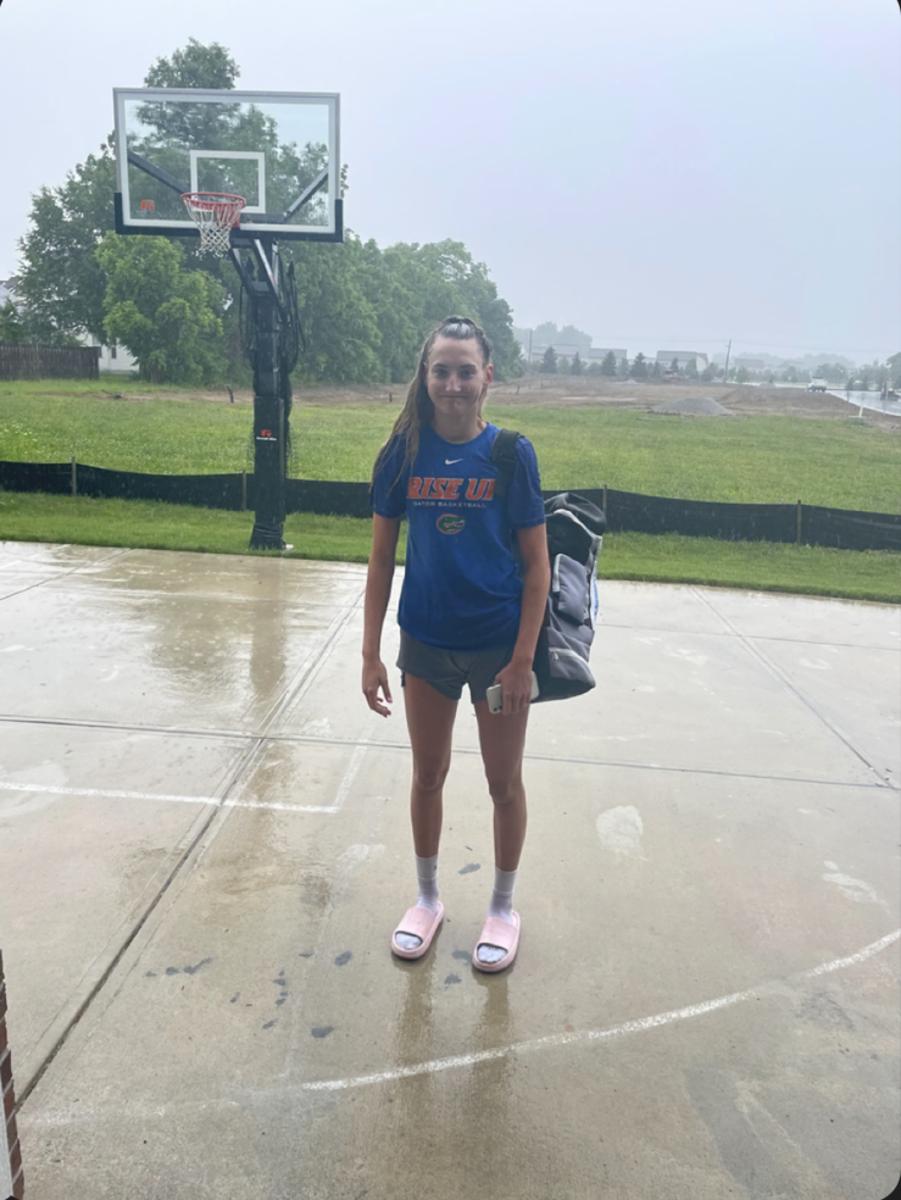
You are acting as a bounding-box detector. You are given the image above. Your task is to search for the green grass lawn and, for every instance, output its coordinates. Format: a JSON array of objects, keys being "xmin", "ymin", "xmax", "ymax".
[
  {"xmin": 2, "ymin": 491, "xmax": 899, "ymax": 604},
  {"xmin": 2, "ymin": 381, "xmax": 899, "ymax": 601},
  {"xmin": 2, "ymin": 380, "xmax": 900, "ymax": 511}
]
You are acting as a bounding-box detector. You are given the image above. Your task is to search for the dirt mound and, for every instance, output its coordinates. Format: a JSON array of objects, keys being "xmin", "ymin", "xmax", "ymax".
[{"xmin": 651, "ymin": 395, "xmax": 733, "ymax": 417}]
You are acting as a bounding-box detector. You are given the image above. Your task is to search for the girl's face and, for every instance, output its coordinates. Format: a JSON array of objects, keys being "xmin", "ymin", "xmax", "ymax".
[{"xmin": 424, "ymin": 336, "xmax": 493, "ymax": 426}]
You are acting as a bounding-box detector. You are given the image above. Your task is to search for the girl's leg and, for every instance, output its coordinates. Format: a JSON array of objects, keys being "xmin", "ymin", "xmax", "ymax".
[
  {"xmin": 474, "ymin": 703, "xmax": 530, "ymax": 871},
  {"xmin": 403, "ymin": 674, "xmax": 458, "ymax": 856},
  {"xmin": 392, "ymin": 674, "xmax": 458, "ymax": 953},
  {"xmin": 471, "ymin": 702, "xmax": 530, "ymax": 967}
]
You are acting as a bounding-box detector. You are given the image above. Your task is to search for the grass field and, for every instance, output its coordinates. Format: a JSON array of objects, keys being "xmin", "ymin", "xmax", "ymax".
[
  {"xmin": 1, "ymin": 491, "xmax": 899, "ymax": 604},
  {"xmin": 2, "ymin": 379, "xmax": 899, "ymax": 602},
  {"xmin": 2, "ymin": 379, "xmax": 900, "ymax": 511}
]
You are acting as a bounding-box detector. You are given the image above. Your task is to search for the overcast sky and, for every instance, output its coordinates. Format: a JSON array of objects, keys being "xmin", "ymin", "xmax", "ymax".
[{"xmin": 2, "ymin": 0, "xmax": 898, "ymax": 362}]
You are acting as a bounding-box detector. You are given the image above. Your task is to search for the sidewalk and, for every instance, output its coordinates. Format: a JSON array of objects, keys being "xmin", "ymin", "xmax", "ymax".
[{"xmin": 0, "ymin": 541, "xmax": 898, "ymax": 1199}]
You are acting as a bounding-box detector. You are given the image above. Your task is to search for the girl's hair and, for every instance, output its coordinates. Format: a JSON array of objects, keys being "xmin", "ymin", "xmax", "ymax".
[{"xmin": 371, "ymin": 315, "xmax": 493, "ymax": 486}]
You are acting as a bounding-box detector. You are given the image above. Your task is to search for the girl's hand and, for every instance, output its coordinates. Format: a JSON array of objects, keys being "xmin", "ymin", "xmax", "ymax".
[
  {"xmin": 362, "ymin": 658, "xmax": 393, "ymax": 717},
  {"xmin": 493, "ymin": 658, "xmax": 534, "ymax": 716}
]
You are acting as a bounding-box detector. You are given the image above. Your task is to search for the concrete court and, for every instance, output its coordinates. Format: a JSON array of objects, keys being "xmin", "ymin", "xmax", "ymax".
[{"xmin": 0, "ymin": 538, "xmax": 898, "ymax": 1200}]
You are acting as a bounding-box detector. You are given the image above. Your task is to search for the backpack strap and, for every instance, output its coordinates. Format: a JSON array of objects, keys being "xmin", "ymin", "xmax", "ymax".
[{"xmin": 490, "ymin": 428, "xmax": 522, "ymax": 500}]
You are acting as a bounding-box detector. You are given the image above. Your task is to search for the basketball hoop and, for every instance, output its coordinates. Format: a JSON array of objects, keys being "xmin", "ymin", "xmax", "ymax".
[{"xmin": 180, "ymin": 192, "xmax": 246, "ymax": 256}]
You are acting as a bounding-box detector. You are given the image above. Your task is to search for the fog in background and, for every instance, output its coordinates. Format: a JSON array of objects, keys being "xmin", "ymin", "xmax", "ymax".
[{"xmin": 1, "ymin": 0, "xmax": 898, "ymax": 362}]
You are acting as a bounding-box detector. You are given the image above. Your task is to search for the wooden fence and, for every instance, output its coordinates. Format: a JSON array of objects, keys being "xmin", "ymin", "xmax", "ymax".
[{"xmin": 0, "ymin": 343, "xmax": 100, "ymax": 381}]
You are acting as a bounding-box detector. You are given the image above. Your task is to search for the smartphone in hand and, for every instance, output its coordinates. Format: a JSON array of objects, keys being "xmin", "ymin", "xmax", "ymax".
[{"xmin": 486, "ymin": 671, "xmax": 540, "ymax": 714}]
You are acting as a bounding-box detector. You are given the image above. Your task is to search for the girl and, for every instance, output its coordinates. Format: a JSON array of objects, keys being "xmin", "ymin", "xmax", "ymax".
[{"xmin": 362, "ymin": 316, "xmax": 549, "ymax": 972}]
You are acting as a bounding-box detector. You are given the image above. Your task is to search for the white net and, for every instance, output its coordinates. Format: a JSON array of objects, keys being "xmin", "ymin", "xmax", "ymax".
[{"xmin": 181, "ymin": 192, "xmax": 246, "ymax": 257}]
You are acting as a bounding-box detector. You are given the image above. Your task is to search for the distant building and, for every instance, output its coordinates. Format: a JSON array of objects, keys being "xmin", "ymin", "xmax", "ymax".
[
  {"xmin": 656, "ymin": 350, "xmax": 709, "ymax": 371},
  {"xmin": 80, "ymin": 335, "xmax": 138, "ymax": 375},
  {"xmin": 585, "ymin": 347, "xmax": 628, "ymax": 364}
]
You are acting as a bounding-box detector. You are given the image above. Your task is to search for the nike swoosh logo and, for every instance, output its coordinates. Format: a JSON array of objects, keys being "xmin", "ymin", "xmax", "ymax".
[{"xmin": 444, "ymin": 457, "xmax": 463, "ymax": 465}]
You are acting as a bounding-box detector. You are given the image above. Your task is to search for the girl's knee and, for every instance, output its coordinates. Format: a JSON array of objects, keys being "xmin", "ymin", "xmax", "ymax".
[
  {"xmin": 413, "ymin": 761, "xmax": 450, "ymax": 793},
  {"xmin": 486, "ymin": 775, "xmax": 523, "ymax": 806}
]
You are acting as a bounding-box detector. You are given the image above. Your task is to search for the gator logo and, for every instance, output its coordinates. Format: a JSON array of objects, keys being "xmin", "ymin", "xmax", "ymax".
[{"xmin": 436, "ymin": 513, "xmax": 466, "ymax": 535}]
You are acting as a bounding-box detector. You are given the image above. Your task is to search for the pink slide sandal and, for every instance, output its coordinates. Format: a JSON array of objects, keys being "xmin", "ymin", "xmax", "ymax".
[
  {"xmin": 472, "ymin": 911, "xmax": 521, "ymax": 973},
  {"xmin": 390, "ymin": 901, "xmax": 445, "ymax": 960}
]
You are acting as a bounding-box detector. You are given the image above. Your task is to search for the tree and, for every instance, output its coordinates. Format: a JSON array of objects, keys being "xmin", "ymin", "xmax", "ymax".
[
  {"xmin": 587, "ymin": 361, "xmax": 603, "ymax": 376},
  {"xmin": 701, "ymin": 361, "xmax": 718, "ymax": 382},
  {"xmin": 887, "ymin": 352, "xmax": 901, "ymax": 388},
  {"xmin": 541, "ymin": 346, "xmax": 558, "ymax": 373},
  {"xmin": 735, "ymin": 366, "xmax": 749, "ymax": 383},
  {"xmin": 650, "ymin": 359, "xmax": 663, "ymax": 379},
  {"xmin": 571, "ymin": 351, "xmax": 584, "ymax": 375},
  {"xmin": 669, "ymin": 357, "xmax": 681, "ymax": 376},
  {"xmin": 17, "ymin": 143, "xmax": 116, "ymax": 342},
  {"xmin": 618, "ymin": 354, "xmax": 630, "ymax": 379},
  {"xmin": 144, "ymin": 38, "xmax": 239, "ymax": 89},
  {"xmin": 0, "ymin": 300, "xmax": 29, "ymax": 344},
  {"xmin": 630, "ymin": 352, "xmax": 648, "ymax": 379},
  {"xmin": 684, "ymin": 357, "xmax": 699, "ymax": 380},
  {"xmin": 600, "ymin": 350, "xmax": 617, "ymax": 377},
  {"xmin": 97, "ymin": 235, "xmax": 225, "ymax": 383}
]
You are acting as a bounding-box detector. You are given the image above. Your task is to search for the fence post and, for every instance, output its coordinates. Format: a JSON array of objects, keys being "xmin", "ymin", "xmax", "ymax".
[
  {"xmin": 796, "ymin": 499, "xmax": 802, "ymax": 545},
  {"xmin": 71, "ymin": 457, "xmax": 77, "ymax": 498},
  {"xmin": 241, "ymin": 470, "xmax": 247, "ymax": 512}
]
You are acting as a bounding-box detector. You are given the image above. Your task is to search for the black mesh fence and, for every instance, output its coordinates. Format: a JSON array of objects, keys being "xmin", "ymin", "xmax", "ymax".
[
  {"xmin": 1, "ymin": 461, "xmax": 899, "ymax": 553},
  {"xmin": 803, "ymin": 504, "xmax": 901, "ymax": 552},
  {"xmin": 602, "ymin": 488, "xmax": 798, "ymax": 543}
]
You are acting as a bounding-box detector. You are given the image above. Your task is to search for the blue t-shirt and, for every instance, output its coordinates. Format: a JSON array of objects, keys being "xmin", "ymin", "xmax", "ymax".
[{"xmin": 371, "ymin": 422, "xmax": 546, "ymax": 650}]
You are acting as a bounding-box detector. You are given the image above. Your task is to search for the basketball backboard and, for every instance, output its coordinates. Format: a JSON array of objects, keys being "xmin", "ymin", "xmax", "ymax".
[{"xmin": 113, "ymin": 88, "xmax": 341, "ymax": 242}]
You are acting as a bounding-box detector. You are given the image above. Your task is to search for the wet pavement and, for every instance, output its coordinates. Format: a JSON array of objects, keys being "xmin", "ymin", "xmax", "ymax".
[{"xmin": 0, "ymin": 540, "xmax": 898, "ymax": 1200}]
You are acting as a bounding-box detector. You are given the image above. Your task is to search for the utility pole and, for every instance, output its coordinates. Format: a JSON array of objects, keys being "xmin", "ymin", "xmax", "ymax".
[{"xmin": 723, "ymin": 338, "xmax": 732, "ymax": 381}]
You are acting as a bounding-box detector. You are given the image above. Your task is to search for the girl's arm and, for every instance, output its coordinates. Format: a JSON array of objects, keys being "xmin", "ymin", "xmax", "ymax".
[
  {"xmin": 494, "ymin": 522, "xmax": 551, "ymax": 714},
  {"xmin": 362, "ymin": 514, "xmax": 401, "ymax": 716}
]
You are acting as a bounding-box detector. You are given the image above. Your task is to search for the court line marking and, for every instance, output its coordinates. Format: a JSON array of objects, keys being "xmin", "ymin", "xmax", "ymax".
[
  {"xmin": 296, "ymin": 928, "xmax": 900, "ymax": 1093},
  {"xmin": 0, "ymin": 780, "xmax": 337, "ymax": 815},
  {"xmin": 25, "ymin": 929, "xmax": 899, "ymax": 1126}
]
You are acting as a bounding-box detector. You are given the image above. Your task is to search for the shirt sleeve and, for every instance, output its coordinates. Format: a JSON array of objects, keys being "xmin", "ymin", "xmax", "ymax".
[
  {"xmin": 507, "ymin": 436, "xmax": 546, "ymax": 528},
  {"xmin": 370, "ymin": 437, "xmax": 408, "ymax": 519}
]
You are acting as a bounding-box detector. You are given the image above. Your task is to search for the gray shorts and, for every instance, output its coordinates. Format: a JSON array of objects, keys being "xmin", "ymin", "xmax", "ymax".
[{"xmin": 397, "ymin": 630, "xmax": 515, "ymax": 703}]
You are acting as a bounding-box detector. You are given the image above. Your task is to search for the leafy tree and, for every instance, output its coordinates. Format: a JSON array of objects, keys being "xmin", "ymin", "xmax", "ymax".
[
  {"xmin": 0, "ymin": 300, "xmax": 29, "ymax": 344},
  {"xmin": 17, "ymin": 143, "xmax": 116, "ymax": 342},
  {"xmin": 669, "ymin": 357, "xmax": 681, "ymax": 376},
  {"xmin": 571, "ymin": 351, "xmax": 583, "ymax": 375},
  {"xmin": 684, "ymin": 357, "xmax": 699, "ymax": 380},
  {"xmin": 735, "ymin": 366, "xmax": 749, "ymax": 383},
  {"xmin": 600, "ymin": 350, "xmax": 617, "ymax": 377},
  {"xmin": 97, "ymin": 235, "xmax": 225, "ymax": 383},
  {"xmin": 587, "ymin": 361, "xmax": 603, "ymax": 376},
  {"xmin": 701, "ymin": 361, "xmax": 718, "ymax": 382},
  {"xmin": 650, "ymin": 360, "xmax": 662, "ymax": 379},
  {"xmin": 630, "ymin": 352, "xmax": 648, "ymax": 379},
  {"xmin": 618, "ymin": 354, "xmax": 630, "ymax": 379},
  {"xmin": 541, "ymin": 346, "xmax": 558, "ymax": 373},
  {"xmin": 887, "ymin": 352, "xmax": 901, "ymax": 388},
  {"xmin": 145, "ymin": 39, "xmax": 239, "ymax": 89},
  {"xmin": 782, "ymin": 365, "xmax": 798, "ymax": 384}
]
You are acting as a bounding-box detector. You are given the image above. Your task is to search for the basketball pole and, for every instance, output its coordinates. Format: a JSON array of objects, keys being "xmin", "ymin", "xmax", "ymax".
[{"xmin": 231, "ymin": 238, "xmax": 291, "ymax": 551}]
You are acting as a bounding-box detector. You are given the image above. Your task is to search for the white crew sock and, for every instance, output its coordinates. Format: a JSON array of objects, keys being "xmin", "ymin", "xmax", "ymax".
[
  {"xmin": 477, "ymin": 867, "xmax": 518, "ymax": 964},
  {"xmin": 394, "ymin": 854, "xmax": 440, "ymax": 951}
]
